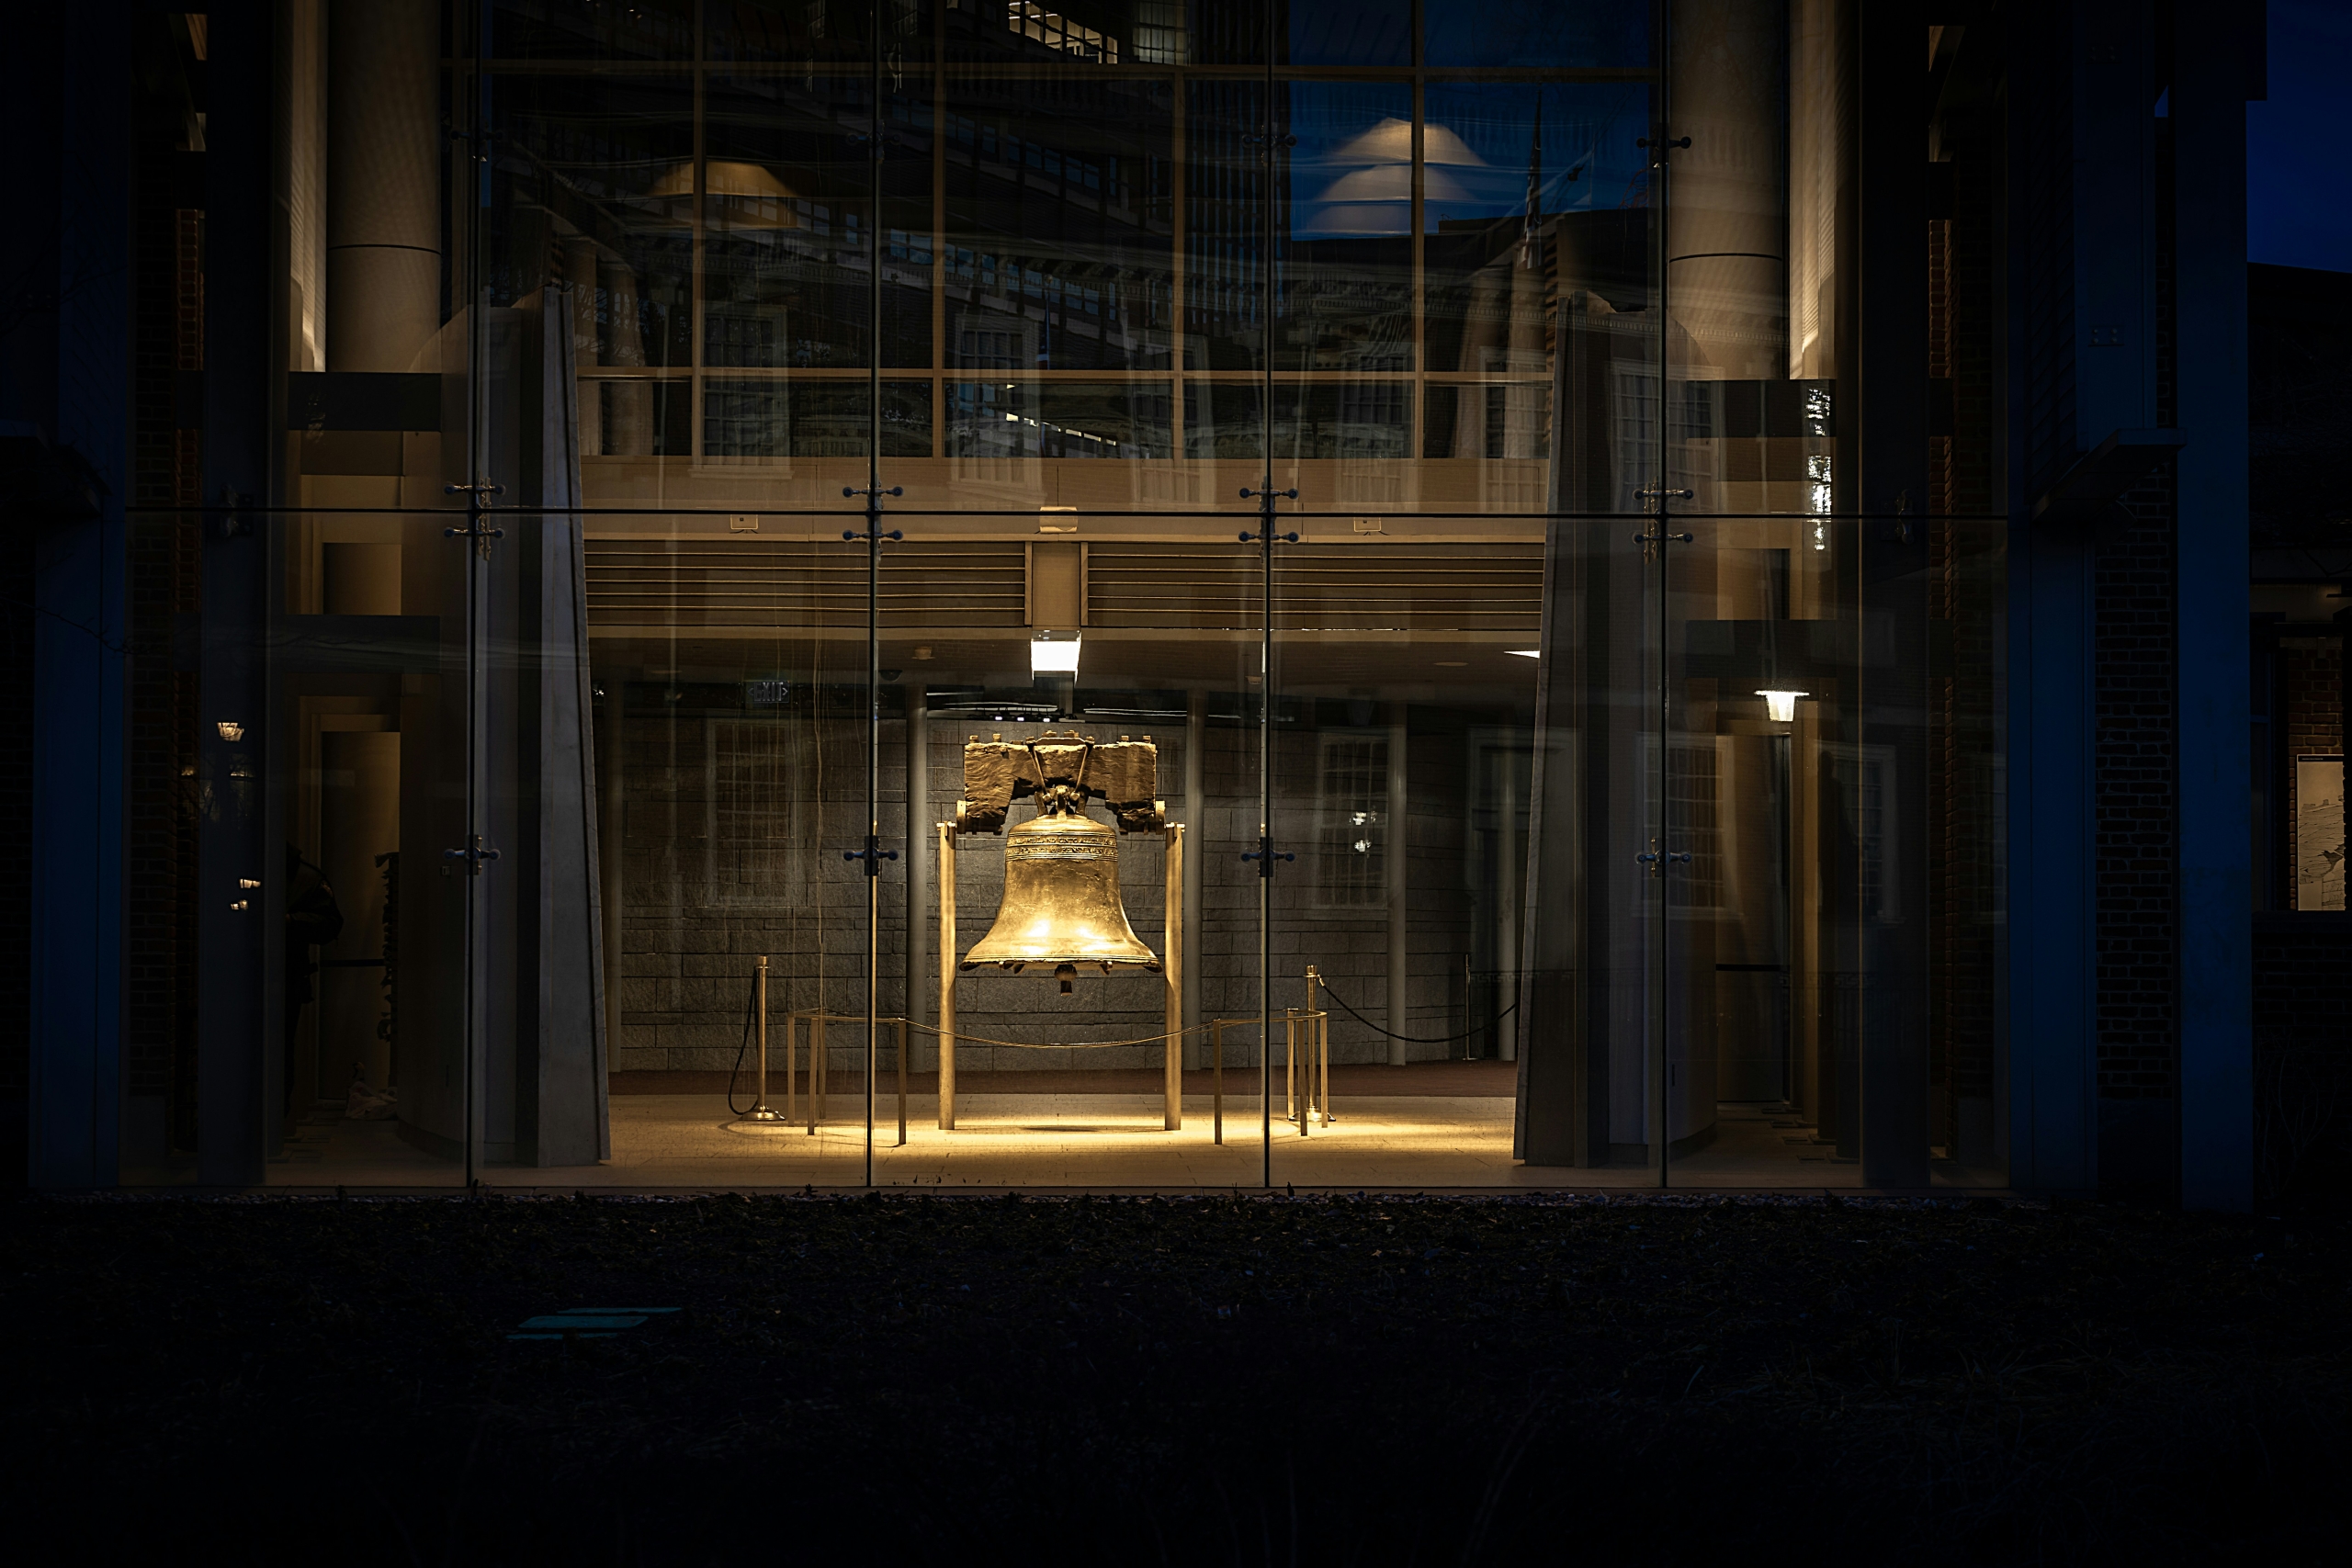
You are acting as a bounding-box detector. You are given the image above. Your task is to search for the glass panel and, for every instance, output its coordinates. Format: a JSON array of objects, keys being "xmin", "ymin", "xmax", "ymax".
[
  {"xmin": 491, "ymin": 0, "xmax": 699, "ymax": 61},
  {"xmin": 947, "ymin": 380, "xmax": 1175, "ymax": 457},
  {"xmin": 584, "ymin": 511, "xmax": 877, "ymax": 1184},
  {"xmin": 266, "ymin": 502, "xmax": 477, "ymax": 1189},
  {"xmin": 704, "ymin": 72, "xmax": 933, "ymax": 372},
  {"xmin": 1422, "ymin": 1, "xmax": 1653, "ymax": 71},
  {"xmin": 942, "ymin": 73, "xmax": 1176, "ymax": 373},
  {"xmin": 888, "ymin": 535, "xmax": 1267, "ymax": 1184},
  {"xmin": 247, "ymin": 0, "xmax": 2006, "ymax": 1196},
  {"xmin": 708, "ymin": 0, "xmax": 936, "ymax": 65}
]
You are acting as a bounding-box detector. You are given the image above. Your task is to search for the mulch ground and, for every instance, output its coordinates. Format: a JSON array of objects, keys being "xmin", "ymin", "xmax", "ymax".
[{"xmin": 4, "ymin": 1191, "xmax": 2344, "ymax": 1563}]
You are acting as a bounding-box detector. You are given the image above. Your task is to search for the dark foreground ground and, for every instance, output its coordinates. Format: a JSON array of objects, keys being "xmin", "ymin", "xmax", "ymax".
[{"xmin": 4, "ymin": 1192, "xmax": 2345, "ymax": 1564}]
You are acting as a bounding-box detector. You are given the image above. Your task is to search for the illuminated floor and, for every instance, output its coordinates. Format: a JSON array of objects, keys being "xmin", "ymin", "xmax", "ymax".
[{"xmin": 260, "ymin": 1096, "xmax": 1930, "ymax": 1191}]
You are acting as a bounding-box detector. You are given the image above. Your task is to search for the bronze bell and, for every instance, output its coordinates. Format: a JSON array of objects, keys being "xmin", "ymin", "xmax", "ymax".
[{"xmin": 962, "ymin": 784, "xmax": 1160, "ymax": 993}]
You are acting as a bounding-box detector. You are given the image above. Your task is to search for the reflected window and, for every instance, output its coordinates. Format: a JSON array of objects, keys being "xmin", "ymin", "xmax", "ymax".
[
  {"xmin": 1423, "ymin": 0, "xmax": 1651, "ymax": 70},
  {"xmin": 948, "ymin": 381, "xmax": 1174, "ymax": 457},
  {"xmin": 703, "ymin": 379, "xmax": 933, "ymax": 457}
]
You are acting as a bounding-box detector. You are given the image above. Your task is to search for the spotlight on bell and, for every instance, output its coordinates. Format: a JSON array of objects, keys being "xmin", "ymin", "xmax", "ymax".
[
  {"xmin": 1031, "ymin": 630, "xmax": 1081, "ymax": 676},
  {"xmin": 1755, "ymin": 690, "xmax": 1808, "ymax": 724}
]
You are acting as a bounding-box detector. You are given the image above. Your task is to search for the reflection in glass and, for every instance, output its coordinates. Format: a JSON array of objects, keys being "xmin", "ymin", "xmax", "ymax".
[
  {"xmin": 948, "ymin": 381, "xmax": 1174, "ymax": 458},
  {"xmin": 1183, "ymin": 382, "xmax": 1409, "ymax": 460},
  {"xmin": 1187, "ymin": 81, "xmax": 1414, "ymax": 375},
  {"xmin": 704, "ymin": 380, "xmax": 934, "ymax": 458},
  {"xmin": 704, "ymin": 73, "xmax": 933, "ymax": 370},
  {"xmin": 944, "ymin": 76, "xmax": 1174, "ymax": 372},
  {"xmin": 1422, "ymin": 0, "xmax": 1652, "ymax": 70},
  {"xmin": 493, "ymin": 73, "xmax": 697, "ymax": 460},
  {"xmin": 492, "ymin": 0, "xmax": 696, "ymax": 61}
]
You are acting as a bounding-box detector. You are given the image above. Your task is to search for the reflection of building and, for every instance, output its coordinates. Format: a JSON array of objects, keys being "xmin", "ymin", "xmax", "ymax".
[{"xmin": 2, "ymin": 3, "xmax": 2314, "ymax": 1213}]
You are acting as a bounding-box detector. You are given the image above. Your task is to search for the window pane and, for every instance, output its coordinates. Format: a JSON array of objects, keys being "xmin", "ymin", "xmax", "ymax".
[
  {"xmin": 1187, "ymin": 81, "xmax": 1414, "ymax": 374},
  {"xmin": 1423, "ymin": 1, "xmax": 1653, "ymax": 70},
  {"xmin": 703, "ymin": 379, "xmax": 933, "ymax": 457},
  {"xmin": 948, "ymin": 381, "xmax": 1174, "ymax": 458},
  {"xmin": 491, "ymin": 0, "xmax": 697, "ymax": 61},
  {"xmin": 704, "ymin": 73, "xmax": 933, "ymax": 369},
  {"xmin": 1182, "ymin": 381, "xmax": 1409, "ymax": 459},
  {"xmin": 944, "ymin": 75, "xmax": 1175, "ymax": 372},
  {"xmin": 1186, "ymin": 0, "xmax": 1412, "ymax": 66}
]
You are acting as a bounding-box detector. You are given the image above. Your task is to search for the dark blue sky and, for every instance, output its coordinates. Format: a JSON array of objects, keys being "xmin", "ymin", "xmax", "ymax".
[{"xmin": 2247, "ymin": 0, "xmax": 2350, "ymax": 273}]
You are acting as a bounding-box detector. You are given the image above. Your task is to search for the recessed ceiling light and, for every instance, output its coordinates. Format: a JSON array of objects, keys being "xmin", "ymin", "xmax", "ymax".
[
  {"xmin": 1031, "ymin": 632, "xmax": 1081, "ymax": 675},
  {"xmin": 1507, "ymin": 649, "xmax": 1541, "ymax": 659}
]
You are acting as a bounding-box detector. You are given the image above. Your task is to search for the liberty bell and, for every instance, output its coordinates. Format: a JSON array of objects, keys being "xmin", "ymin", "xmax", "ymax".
[{"xmin": 956, "ymin": 731, "xmax": 1165, "ymax": 993}]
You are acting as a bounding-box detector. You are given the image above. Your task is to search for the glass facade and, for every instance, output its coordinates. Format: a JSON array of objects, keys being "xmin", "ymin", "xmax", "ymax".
[{"xmin": 145, "ymin": 0, "xmax": 2010, "ymax": 1189}]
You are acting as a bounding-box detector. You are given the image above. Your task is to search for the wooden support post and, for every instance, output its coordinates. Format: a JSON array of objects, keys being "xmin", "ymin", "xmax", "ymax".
[
  {"xmin": 1164, "ymin": 821, "xmax": 1184, "ymax": 1131},
  {"xmin": 937, "ymin": 820, "xmax": 956, "ymax": 1130}
]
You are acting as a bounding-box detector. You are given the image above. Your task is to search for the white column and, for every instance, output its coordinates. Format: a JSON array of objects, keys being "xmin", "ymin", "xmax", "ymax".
[{"xmin": 325, "ymin": 0, "xmax": 441, "ymax": 372}]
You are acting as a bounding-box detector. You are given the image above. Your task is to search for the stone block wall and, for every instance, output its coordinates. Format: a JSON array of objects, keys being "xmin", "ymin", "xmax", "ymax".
[{"xmin": 608, "ymin": 695, "xmax": 1487, "ymax": 1077}]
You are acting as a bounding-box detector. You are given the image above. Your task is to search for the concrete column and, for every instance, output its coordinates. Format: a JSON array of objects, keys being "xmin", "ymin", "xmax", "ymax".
[
  {"xmin": 325, "ymin": 0, "xmax": 441, "ymax": 372},
  {"xmin": 601, "ymin": 256, "xmax": 651, "ymax": 454},
  {"xmin": 1386, "ymin": 707, "xmax": 1408, "ymax": 1066},
  {"xmin": 564, "ymin": 233, "xmax": 605, "ymax": 457},
  {"xmin": 1668, "ymin": 0, "xmax": 1788, "ymax": 382},
  {"xmin": 1183, "ymin": 690, "xmax": 1205, "ymax": 1066}
]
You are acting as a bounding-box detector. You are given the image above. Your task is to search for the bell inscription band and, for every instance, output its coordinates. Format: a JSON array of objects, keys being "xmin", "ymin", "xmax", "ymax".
[{"xmin": 957, "ymin": 731, "xmax": 1166, "ymax": 993}]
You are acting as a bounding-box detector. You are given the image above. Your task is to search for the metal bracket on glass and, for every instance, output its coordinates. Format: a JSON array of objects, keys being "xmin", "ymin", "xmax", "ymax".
[
  {"xmin": 443, "ymin": 482, "xmax": 507, "ymax": 558},
  {"xmin": 1636, "ymin": 134, "xmax": 1692, "ymax": 165},
  {"xmin": 445, "ymin": 836, "xmax": 500, "ymax": 876},
  {"xmin": 842, "ymin": 838, "xmax": 899, "ymax": 878},
  {"xmin": 1240, "ymin": 130, "xmax": 1297, "ymax": 165},
  {"xmin": 1240, "ymin": 838, "xmax": 1295, "ymax": 880},
  {"xmin": 215, "ymin": 486, "xmax": 254, "ymax": 540},
  {"xmin": 1636, "ymin": 841, "xmax": 1691, "ymax": 878},
  {"xmin": 1239, "ymin": 487, "xmax": 1299, "ymax": 545},
  {"xmin": 842, "ymin": 486, "xmax": 904, "ymax": 545}
]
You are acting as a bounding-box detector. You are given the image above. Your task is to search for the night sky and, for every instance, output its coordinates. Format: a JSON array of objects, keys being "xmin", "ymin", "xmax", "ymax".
[{"xmin": 2247, "ymin": 0, "xmax": 2350, "ymax": 273}]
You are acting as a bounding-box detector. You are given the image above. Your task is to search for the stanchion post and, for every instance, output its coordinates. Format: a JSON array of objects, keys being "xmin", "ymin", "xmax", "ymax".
[
  {"xmin": 896, "ymin": 1017, "xmax": 908, "ymax": 1147},
  {"xmin": 938, "ymin": 820, "xmax": 956, "ymax": 1131},
  {"xmin": 1211, "ymin": 1020, "xmax": 1225, "ymax": 1145},
  {"xmin": 1320, "ymin": 1005, "xmax": 1332, "ymax": 1126},
  {"xmin": 815, "ymin": 1011, "xmax": 829, "ymax": 1123},
  {"xmin": 1164, "ymin": 821, "xmax": 1184, "ymax": 1132},
  {"xmin": 741, "ymin": 956, "xmax": 786, "ymax": 1123}
]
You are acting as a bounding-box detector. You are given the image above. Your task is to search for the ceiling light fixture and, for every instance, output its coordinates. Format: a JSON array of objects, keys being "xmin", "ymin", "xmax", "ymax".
[
  {"xmin": 1031, "ymin": 632, "xmax": 1081, "ymax": 676},
  {"xmin": 1755, "ymin": 690, "xmax": 1809, "ymax": 723}
]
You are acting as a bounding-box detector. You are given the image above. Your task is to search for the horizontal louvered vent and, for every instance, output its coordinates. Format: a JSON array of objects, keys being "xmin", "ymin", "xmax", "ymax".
[
  {"xmin": 1088, "ymin": 543, "xmax": 1544, "ymax": 633},
  {"xmin": 587, "ymin": 540, "xmax": 1028, "ymax": 629}
]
